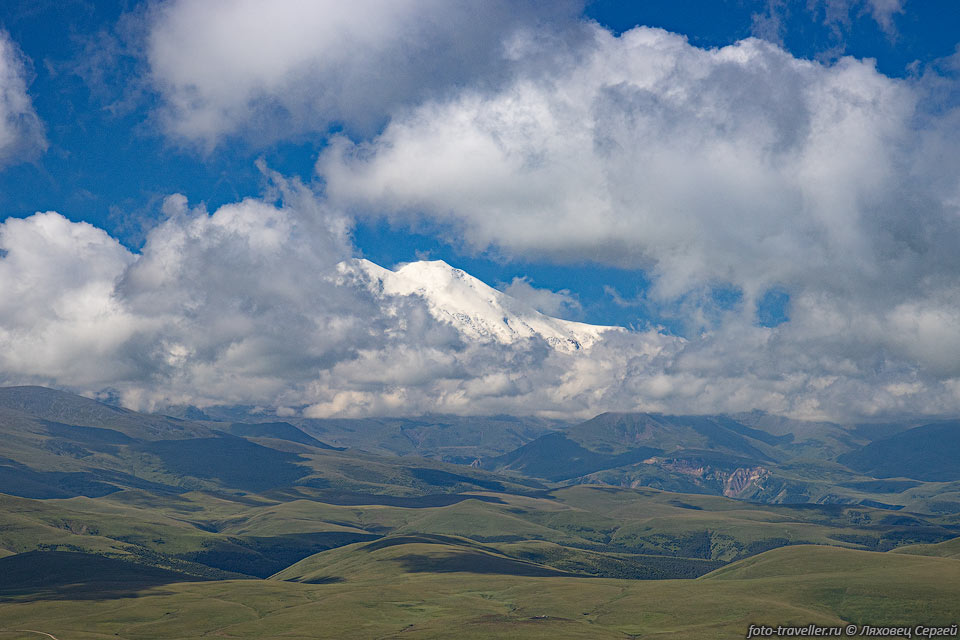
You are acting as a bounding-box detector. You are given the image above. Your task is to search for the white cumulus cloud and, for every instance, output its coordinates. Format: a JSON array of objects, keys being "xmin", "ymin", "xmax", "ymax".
[
  {"xmin": 3, "ymin": 17, "xmax": 960, "ymax": 422},
  {"xmin": 0, "ymin": 175, "xmax": 671, "ymax": 418},
  {"xmin": 320, "ymin": 26, "xmax": 939, "ymax": 298},
  {"xmin": 1, "ymin": 176, "xmax": 959, "ymax": 421},
  {"xmin": 145, "ymin": 0, "xmax": 583, "ymax": 148},
  {"xmin": 315, "ymin": 24, "xmax": 960, "ymax": 419}
]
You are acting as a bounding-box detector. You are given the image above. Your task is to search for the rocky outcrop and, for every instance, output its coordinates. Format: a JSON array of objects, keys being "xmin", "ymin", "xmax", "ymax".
[{"xmin": 722, "ymin": 466, "xmax": 769, "ymax": 498}]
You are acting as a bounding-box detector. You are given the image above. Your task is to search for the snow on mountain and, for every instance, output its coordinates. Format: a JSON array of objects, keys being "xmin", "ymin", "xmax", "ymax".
[{"xmin": 337, "ymin": 258, "xmax": 621, "ymax": 351}]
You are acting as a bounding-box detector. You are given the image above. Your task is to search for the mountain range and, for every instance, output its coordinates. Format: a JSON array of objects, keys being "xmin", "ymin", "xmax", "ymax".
[
  {"xmin": 3, "ymin": 384, "xmax": 960, "ymax": 514},
  {"xmin": 1, "ymin": 384, "xmax": 959, "ymax": 638}
]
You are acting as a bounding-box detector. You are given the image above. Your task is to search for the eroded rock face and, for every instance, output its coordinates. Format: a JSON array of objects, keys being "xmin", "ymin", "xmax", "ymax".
[
  {"xmin": 722, "ymin": 467, "xmax": 770, "ymax": 498},
  {"xmin": 660, "ymin": 458, "xmax": 708, "ymax": 478}
]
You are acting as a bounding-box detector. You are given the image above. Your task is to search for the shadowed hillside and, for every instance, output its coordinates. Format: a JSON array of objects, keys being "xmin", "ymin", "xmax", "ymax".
[
  {"xmin": 1, "ymin": 387, "xmax": 960, "ymax": 638},
  {"xmin": 838, "ymin": 420, "xmax": 960, "ymax": 482}
]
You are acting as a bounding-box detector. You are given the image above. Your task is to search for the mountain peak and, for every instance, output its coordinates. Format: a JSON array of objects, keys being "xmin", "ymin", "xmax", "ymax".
[{"xmin": 338, "ymin": 258, "xmax": 620, "ymax": 351}]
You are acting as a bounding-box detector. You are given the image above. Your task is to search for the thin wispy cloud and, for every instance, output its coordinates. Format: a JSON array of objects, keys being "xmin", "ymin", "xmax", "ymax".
[{"xmin": 0, "ymin": 30, "xmax": 45, "ymax": 166}]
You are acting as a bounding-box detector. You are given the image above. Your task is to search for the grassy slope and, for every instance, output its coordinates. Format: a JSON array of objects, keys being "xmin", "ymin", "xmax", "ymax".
[
  {"xmin": 3, "ymin": 389, "xmax": 960, "ymax": 637},
  {"xmin": 891, "ymin": 535, "xmax": 960, "ymax": 559},
  {"xmin": 274, "ymin": 534, "xmax": 725, "ymax": 582},
  {"xmin": 3, "ymin": 484, "xmax": 957, "ymax": 582},
  {"xmin": 1, "ymin": 544, "xmax": 958, "ymax": 639}
]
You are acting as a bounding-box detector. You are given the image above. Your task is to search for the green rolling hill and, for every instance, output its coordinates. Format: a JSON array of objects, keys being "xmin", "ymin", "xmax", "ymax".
[
  {"xmin": 1, "ymin": 542, "xmax": 958, "ymax": 639},
  {"xmin": 1, "ymin": 386, "xmax": 959, "ymax": 637}
]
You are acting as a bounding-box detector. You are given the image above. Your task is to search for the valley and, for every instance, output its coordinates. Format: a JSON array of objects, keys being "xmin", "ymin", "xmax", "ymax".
[{"xmin": 0, "ymin": 386, "xmax": 959, "ymax": 637}]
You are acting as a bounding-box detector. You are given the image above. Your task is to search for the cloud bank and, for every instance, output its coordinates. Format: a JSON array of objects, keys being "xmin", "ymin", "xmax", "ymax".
[
  {"xmin": 320, "ymin": 26, "xmax": 943, "ymax": 297},
  {"xmin": 314, "ymin": 24, "xmax": 960, "ymax": 418},
  {"xmin": 0, "ymin": 176, "xmax": 674, "ymax": 418},
  {"xmin": 1, "ymin": 171, "xmax": 958, "ymax": 422},
  {"xmin": 2, "ymin": 12, "xmax": 959, "ymax": 422}
]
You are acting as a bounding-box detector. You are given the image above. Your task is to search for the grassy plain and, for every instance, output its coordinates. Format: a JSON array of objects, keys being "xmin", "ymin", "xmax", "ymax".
[
  {"xmin": 2, "ymin": 389, "xmax": 959, "ymax": 638},
  {"xmin": 1, "ymin": 544, "xmax": 958, "ymax": 639}
]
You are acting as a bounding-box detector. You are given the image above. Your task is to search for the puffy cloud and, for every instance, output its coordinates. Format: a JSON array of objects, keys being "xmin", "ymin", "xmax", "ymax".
[
  {"xmin": 323, "ymin": 31, "xmax": 953, "ymax": 288},
  {"xmin": 0, "ymin": 174, "xmax": 369, "ymax": 405},
  {"xmin": 0, "ymin": 212, "xmax": 135, "ymax": 386},
  {"xmin": 111, "ymin": 180, "xmax": 381, "ymax": 408},
  {"xmin": 0, "ymin": 178, "xmax": 959, "ymax": 421},
  {"xmin": 0, "ymin": 30, "xmax": 46, "ymax": 166},
  {"xmin": 145, "ymin": 0, "xmax": 584, "ymax": 148},
  {"xmin": 0, "ymin": 175, "xmax": 669, "ymax": 417},
  {"xmin": 320, "ymin": 27, "xmax": 935, "ymax": 297}
]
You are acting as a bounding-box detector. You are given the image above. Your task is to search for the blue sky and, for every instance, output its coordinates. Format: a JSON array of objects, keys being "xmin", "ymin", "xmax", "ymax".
[
  {"xmin": 3, "ymin": 0, "xmax": 956, "ymax": 330},
  {"xmin": 1, "ymin": 1, "xmax": 959, "ymax": 419}
]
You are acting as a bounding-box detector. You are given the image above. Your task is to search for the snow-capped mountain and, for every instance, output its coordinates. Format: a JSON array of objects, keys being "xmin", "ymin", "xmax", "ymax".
[{"xmin": 338, "ymin": 258, "xmax": 620, "ymax": 351}]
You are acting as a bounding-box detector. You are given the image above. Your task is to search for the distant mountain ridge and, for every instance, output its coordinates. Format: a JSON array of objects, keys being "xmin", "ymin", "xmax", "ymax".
[
  {"xmin": 483, "ymin": 412, "xmax": 785, "ymax": 486},
  {"xmin": 838, "ymin": 420, "xmax": 960, "ymax": 482},
  {"xmin": 481, "ymin": 411, "xmax": 960, "ymax": 511},
  {"xmin": 0, "ymin": 385, "xmax": 213, "ymax": 440},
  {"xmin": 0, "ymin": 385, "xmax": 539, "ymax": 501},
  {"xmin": 3, "ymin": 385, "xmax": 960, "ymax": 514}
]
